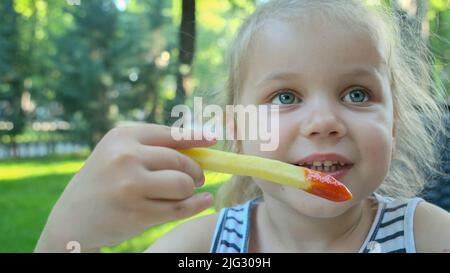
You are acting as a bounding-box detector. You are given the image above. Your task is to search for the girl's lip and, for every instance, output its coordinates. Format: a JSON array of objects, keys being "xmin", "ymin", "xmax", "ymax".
[
  {"xmin": 322, "ymin": 165, "xmax": 353, "ymax": 181},
  {"xmin": 296, "ymin": 153, "xmax": 354, "ymax": 165}
]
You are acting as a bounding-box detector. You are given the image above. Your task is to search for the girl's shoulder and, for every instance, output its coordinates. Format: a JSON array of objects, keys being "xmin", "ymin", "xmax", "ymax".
[
  {"xmin": 144, "ymin": 212, "xmax": 220, "ymax": 253},
  {"xmin": 370, "ymin": 194, "xmax": 450, "ymax": 253},
  {"xmin": 413, "ymin": 201, "xmax": 450, "ymax": 253}
]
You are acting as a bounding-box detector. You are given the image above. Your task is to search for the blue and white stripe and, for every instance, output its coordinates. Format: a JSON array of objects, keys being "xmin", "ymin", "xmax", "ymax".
[{"xmin": 211, "ymin": 194, "xmax": 423, "ymax": 253}]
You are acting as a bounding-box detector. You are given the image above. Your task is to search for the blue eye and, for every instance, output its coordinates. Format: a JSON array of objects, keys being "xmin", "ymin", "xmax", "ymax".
[
  {"xmin": 271, "ymin": 90, "xmax": 301, "ymax": 105},
  {"xmin": 342, "ymin": 88, "xmax": 369, "ymax": 103}
]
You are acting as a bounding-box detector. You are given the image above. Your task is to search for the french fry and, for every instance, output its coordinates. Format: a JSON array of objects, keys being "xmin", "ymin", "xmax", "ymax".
[{"xmin": 178, "ymin": 147, "xmax": 352, "ymax": 202}]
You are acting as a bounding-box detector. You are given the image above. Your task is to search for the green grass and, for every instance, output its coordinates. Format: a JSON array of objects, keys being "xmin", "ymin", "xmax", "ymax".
[{"xmin": 0, "ymin": 152, "xmax": 230, "ymax": 253}]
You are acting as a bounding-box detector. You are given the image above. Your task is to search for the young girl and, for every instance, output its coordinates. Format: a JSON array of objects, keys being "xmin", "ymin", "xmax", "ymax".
[{"xmin": 36, "ymin": 0, "xmax": 450, "ymax": 253}]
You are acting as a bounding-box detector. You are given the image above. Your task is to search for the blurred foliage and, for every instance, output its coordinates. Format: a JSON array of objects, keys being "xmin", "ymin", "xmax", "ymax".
[
  {"xmin": 1, "ymin": 0, "xmax": 446, "ymax": 149},
  {"xmin": 429, "ymin": 0, "xmax": 450, "ymax": 101},
  {"xmin": 0, "ymin": 0, "xmax": 257, "ymax": 148}
]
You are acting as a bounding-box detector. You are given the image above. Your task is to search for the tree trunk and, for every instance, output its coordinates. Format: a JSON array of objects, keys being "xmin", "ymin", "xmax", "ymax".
[
  {"xmin": 10, "ymin": 136, "xmax": 17, "ymax": 158},
  {"xmin": 147, "ymin": 91, "xmax": 159, "ymax": 123},
  {"xmin": 177, "ymin": 0, "xmax": 196, "ymax": 101},
  {"xmin": 164, "ymin": 0, "xmax": 196, "ymax": 125}
]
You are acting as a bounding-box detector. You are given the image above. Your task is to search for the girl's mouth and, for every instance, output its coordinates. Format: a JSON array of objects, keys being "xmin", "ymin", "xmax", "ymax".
[{"xmin": 294, "ymin": 162, "xmax": 354, "ymax": 181}]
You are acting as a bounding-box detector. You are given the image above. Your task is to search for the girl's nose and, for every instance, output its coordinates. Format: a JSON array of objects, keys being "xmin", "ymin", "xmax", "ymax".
[{"xmin": 299, "ymin": 107, "xmax": 347, "ymax": 139}]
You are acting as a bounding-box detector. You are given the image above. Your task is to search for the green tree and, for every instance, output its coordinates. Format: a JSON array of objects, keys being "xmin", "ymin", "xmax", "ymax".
[
  {"xmin": 428, "ymin": 0, "xmax": 450, "ymax": 101},
  {"xmin": 54, "ymin": 0, "xmax": 121, "ymax": 148},
  {"xmin": 53, "ymin": 0, "xmax": 178, "ymax": 146},
  {"xmin": 114, "ymin": 0, "xmax": 174, "ymax": 124},
  {"xmin": 0, "ymin": 0, "xmax": 26, "ymax": 156}
]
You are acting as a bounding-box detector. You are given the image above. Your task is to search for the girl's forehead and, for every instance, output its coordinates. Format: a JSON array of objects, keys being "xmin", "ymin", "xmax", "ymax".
[{"xmin": 244, "ymin": 18, "xmax": 388, "ymax": 83}]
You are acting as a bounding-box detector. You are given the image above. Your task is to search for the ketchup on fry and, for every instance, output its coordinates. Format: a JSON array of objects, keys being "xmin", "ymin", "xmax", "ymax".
[{"xmin": 303, "ymin": 169, "xmax": 353, "ymax": 202}]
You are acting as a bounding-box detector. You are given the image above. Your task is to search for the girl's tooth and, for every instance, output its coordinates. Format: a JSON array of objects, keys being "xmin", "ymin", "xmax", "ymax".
[
  {"xmin": 323, "ymin": 161, "xmax": 333, "ymax": 167},
  {"xmin": 317, "ymin": 166, "xmax": 323, "ymax": 172},
  {"xmin": 324, "ymin": 166, "xmax": 330, "ymax": 172},
  {"xmin": 313, "ymin": 161, "xmax": 322, "ymax": 167},
  {"xmin": 331, "ymin": 166, "xmax": 336, "ymax": 172}
]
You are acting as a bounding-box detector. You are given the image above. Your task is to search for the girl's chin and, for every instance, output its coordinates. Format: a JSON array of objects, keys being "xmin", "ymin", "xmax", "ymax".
[
  {"xmin": 297, "ymin": 199, "xmax": 355, "ymax": 218},
  {"xmin": 255, "ymin": 180, "xmax": 360, "ymax": 218},
  {"xmin": 269, "ymin": 188, "xmax": 358, "ymax": 218}
]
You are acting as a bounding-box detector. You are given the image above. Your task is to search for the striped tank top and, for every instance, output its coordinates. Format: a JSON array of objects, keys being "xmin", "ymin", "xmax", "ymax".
[{"xmin": 210, "ymin": 194, "xmax": 423, "ymax": 253}]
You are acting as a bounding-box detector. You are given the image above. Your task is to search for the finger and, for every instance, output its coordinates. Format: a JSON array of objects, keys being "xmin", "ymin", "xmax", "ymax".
[
  {"xmin": 130, "ymin": 124, "xmax": 217, "ymax": 149},
  {"xmin": 138, "ymin": 145, "xmax": 205, "ymax": 186},
  {"xmin": 139, "ymin": 170, "xmax": 197, "ymax": 200},
  {"xmin": 143, "ymin": 192, "xmax": 214, "ymax": 224}
]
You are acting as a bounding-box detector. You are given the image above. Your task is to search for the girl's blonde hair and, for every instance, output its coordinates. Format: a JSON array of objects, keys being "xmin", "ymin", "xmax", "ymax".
[{"xmin": 210, "ymin": 0, "xmax": 449, "ymax": 209}]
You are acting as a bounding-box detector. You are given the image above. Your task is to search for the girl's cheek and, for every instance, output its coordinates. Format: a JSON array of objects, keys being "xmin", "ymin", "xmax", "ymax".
[
  {"xmin": 362, "ymin": 112, "xmax": 394, "ymax": 163},
  {"xmin": 240, "ymin": 110, "xmax": 293, "ymax": 158},
  {"xmin": 356, "ymin": 121, "xmax": 393, "ymax": 190}
]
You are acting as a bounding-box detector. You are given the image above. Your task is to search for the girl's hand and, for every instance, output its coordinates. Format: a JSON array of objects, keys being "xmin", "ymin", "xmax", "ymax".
[{"xmin": 35, "ymin": 124, "xmax": 216, "ymax": 252}]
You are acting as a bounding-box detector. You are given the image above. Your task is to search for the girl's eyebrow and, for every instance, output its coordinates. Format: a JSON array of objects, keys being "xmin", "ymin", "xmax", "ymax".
[
  {"xmin": 255, "ymin": 67, "xmax": 382, "ymax": 88},
  {"xmin": 255, "ymin": 71, "xmax": 301, "ymax": 89},
  {"xmin": 339, "ymin": 67, "xmax": 381, "ymax": 79}
]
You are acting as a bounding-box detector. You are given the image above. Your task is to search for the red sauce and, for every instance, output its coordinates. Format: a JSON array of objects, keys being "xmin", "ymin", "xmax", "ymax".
[{"xmin": 303, "ymin": 169, "xmax": 352, "ymax": 202}]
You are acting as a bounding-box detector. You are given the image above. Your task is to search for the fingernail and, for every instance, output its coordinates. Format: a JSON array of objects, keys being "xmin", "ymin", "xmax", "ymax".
[
  {"xmin": 197, "ymin": 174, "xmax": 205, "ymax": 187},
  {"xmin": 203, "ymin": 192, "xmax": 213, "ymax": 203}
]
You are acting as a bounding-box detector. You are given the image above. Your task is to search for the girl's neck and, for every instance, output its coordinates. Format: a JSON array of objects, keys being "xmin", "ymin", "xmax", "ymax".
[{"xmin": 251, "ymin": 195, "xmax": 377, "ymax": 252}]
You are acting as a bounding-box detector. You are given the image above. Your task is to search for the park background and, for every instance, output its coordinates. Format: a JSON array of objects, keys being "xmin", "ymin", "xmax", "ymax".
[{"xmin": 0, "ymin": 0, "xmax": 449, "ymax": 252}]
